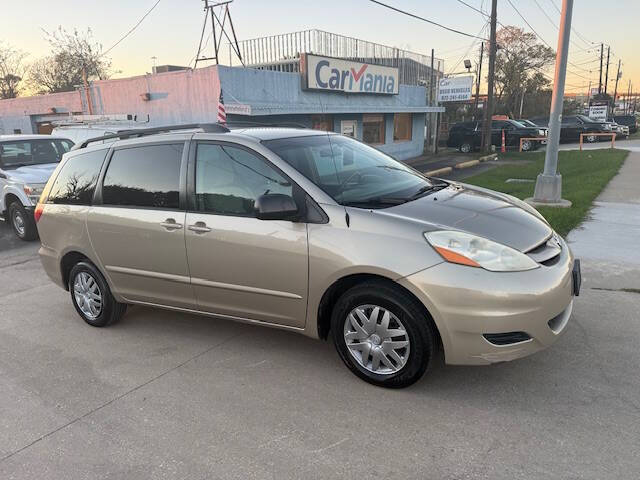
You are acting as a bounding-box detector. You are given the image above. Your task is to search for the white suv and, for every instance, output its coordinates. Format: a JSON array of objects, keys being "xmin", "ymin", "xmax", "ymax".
[{"xmin": 0, "ymin": 134, "xmax": 74, "ymax": 240}]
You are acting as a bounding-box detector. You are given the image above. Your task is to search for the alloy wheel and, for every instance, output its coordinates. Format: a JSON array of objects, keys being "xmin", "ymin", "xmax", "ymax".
[
  {"xmin": 73, "ymin": 272, "xmax": 103, "ymax": 319},
  {"xmin": 343, "ymin": 304, "xmax": 410, "ymax": 375}
]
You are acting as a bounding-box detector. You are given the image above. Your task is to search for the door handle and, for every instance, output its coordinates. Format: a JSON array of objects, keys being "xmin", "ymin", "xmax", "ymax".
[
  {"xmin": 188, "ymin": 222, "xmax": 212, "ymax": 234},
  {"xmin": 160, "ymin": 218, "xmax": 183, "ymax": 231}
]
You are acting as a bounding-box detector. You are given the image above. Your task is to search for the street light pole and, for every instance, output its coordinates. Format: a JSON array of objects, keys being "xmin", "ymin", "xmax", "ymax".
[{"xmin": 530, "ymin": 0, "xmax": 573, "ymax": 207}]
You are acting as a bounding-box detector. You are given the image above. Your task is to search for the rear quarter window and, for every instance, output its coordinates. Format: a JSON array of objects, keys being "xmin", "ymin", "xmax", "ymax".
[{"xmin": 47, "ymin": 149, "xmax": 109, "ymax": 205}]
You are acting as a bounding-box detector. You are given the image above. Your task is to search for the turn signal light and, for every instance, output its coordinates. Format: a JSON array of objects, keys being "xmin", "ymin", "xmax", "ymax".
[
  {"xmin": 34, "ymin": 203, "xmax": 44, "ymax": 223},
  {"xmin": 433, "ymin": 246, "xmax": 480, "ymax": 267}
]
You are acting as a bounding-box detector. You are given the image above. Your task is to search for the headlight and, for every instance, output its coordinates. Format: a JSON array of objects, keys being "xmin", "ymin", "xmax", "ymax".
[
  {"xmin": 424, "ymin": 230, "xmax": 539, "ymax": 272},
  {"xmin": 23, "ymin": 184, "xmax": 45, "ymax": 196},
  {"xmin": 538, "ymin": 129, "xmax": 546, "ymax": 136}
]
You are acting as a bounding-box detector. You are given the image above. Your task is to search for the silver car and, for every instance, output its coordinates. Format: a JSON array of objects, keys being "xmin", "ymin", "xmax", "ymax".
[{"xmin": 35, "ymin": 124, "xmax": 580, "ymax": 388}]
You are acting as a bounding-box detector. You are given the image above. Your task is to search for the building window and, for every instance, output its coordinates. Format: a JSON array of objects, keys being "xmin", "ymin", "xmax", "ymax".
[
  {"xmin": 393, "ymin": 113, "xmax": 412, "ymax": 142},
  {"xmin": 362, "ymin": 114, "xmax": 385, "ymax": 145},
  {"xmin": 311, "ymin": 114, "xmax": 333, "ymax": 132}
]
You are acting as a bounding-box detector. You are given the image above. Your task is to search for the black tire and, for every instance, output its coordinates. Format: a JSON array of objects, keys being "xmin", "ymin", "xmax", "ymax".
[
  {"xmin": 459, "ymin": 142, "xmax": 472, "ymax": 153},
  {"xmin": 521, "ymin": 139, "xmax": 533, "ymax": 151},
  {"xmin": 8, "ymin": 201, "xmax": 38, "ymax": 241},
  {"xmin": 330, "ymin": 280, "xmax": 436, "ymax": 388},
  {"xmin": 68, "ymin": 261, "xmax": 127, "ymax": 327},
  {"xmin": 585, "ymin": 134, "xmax": 597, "ymax": 143}
]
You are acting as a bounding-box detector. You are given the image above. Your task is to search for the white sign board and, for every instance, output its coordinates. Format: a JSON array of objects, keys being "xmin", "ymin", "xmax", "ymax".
[
  {"xmin": 437, "ymin": 76, "xmax": 474, "ymax": 102},
  {"xmin": 225, "ymin": 103, "xmax": 252, "ymax": 115},
  {"xmin": 341, "ymin": 120, "xmax": 357, "ymax": 137},
  {"xmin": 588, "ymin": 105, "xmax": 608, "ymax": 122},
  {"xmin": 302, "ymin": 54, "xmax": 399, "ymax": 94}
]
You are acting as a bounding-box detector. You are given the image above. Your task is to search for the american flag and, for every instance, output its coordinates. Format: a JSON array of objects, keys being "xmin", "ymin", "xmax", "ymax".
[{"xmin": 217, "ymin": 89, "xmax": 227, "ymax": 124}]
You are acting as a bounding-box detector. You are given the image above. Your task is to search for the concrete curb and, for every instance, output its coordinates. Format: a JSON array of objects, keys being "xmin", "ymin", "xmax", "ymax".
[
  {"xmin": 454, "ymin": 160, "xmax": 480, "ymax": 170},
  {"xmin": 423, "ymin": 166, "xmax": 453, "ymax": 177},
  {"xmin": 478, "ymin": 153, "xmax": 498, "ymax": 162}
]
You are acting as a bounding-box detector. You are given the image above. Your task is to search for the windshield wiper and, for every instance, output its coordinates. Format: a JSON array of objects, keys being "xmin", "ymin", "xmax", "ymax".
[
  {"xmin": 343, "ymin": 196, "xmax": 409, "ymax": 208},
  {"xmin": 410, "ymin": 182, "xmax": 448, "ymax": 199}
]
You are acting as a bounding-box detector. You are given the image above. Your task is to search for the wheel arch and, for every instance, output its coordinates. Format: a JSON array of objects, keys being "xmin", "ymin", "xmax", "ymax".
[{"xmin": 316, "ymin": 273, "xmax": 442, "ymax": 349}]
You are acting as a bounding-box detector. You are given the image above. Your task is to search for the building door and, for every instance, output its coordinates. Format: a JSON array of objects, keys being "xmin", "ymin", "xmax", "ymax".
[{"xmin": 341, "ymin": 120, "xmax": 357, "ymax": 138}]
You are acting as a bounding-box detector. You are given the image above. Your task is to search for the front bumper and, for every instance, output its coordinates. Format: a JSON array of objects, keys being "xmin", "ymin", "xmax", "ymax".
[{"xmin": 399, "ymin": 243, "xmax": 576, "ymax": 365}]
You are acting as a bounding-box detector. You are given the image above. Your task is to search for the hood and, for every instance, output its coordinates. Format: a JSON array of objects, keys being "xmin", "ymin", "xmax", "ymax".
[
  {"xmin": 378, "ymin": 183, "xmax": 552, "ymax": 252},
  {"xmin": 1, "ymin": 163, "xmax": 58, "ymax": 184}
]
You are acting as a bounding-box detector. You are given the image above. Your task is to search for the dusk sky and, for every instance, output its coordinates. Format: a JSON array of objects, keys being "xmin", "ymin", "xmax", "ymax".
[{"xmin": 2, "ymin": 0, "xmax": 638, "ymax": 95}]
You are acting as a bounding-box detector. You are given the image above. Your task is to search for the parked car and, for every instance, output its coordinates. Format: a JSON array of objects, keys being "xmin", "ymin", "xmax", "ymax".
[
  {"xmin": 610, "ymin": 115, "xmax": 638, "ymax": 134},
  {"xmin": 51, "ymin": 123, "xmax": 149, "ymax": 145},
  {"xmin": 0, "ymin": 134, "xmax": 74, "ymax": 240},
  {"xmin": 35, "ymin": 124, "xmax": 579, "ymax": 388},
  {"xmin": 530, "ymin": 115, "xmax": 612, "ymax": 143},
  {"xmin": 447, "ymin": 119, "xmax": 547, "ymax": 153}
]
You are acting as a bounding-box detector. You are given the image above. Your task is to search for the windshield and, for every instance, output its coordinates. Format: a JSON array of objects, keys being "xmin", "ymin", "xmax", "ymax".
[
  {"xmin": 0, "ymin": 138, "xmax": 73, "ymax": 169},
  {"xmin": 263, "ymin": 134, "xmax": 440, "ymax": 208}
]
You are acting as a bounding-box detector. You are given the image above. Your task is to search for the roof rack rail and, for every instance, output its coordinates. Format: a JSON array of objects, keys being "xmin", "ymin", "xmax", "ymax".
[
  {"xmin": 226, "ymin": 121, "xmax": 308, "ymax": 129},
  {"xmin": 74, "ymin": 123, "xmax": 230, "ymax": 149}
]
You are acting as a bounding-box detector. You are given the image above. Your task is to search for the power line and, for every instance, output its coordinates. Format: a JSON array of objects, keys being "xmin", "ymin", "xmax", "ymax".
[
  {"xmin": 102, "ymin": 0, "xmax": 162, "ymax": 56},
  {"xmin": 504, "ymin": 0, "xmax": 595, "ymax": 81},
  {"xmin": 447, "ymin": 21, "xmax": 489, "ymax": 74},
  {"xmin": 548, "ymin": 0, "xmax": 594, "ymax": 47},
  {"xmin": 367, "ymin": 0, "xmax": 488, "ymax": 40}
]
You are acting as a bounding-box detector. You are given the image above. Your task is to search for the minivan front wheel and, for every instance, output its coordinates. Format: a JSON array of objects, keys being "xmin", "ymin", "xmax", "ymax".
[
  {"xmin": 69, "ymin": 262, "xmax": 126, "ymax": 327},
  {"xmin": 331, "ymin": 281, "xmax": 435, "ymax": 388}
]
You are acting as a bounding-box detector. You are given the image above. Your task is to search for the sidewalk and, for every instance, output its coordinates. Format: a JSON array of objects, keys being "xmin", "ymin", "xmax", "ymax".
[{"xmin": 567, "ymin": 150, "xmax": 640, "ymax": 290}]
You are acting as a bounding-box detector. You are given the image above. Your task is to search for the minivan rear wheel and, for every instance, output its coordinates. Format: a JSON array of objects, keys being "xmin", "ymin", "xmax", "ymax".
[
  {"xmin": 331, "ymin": 281, "xmax": 436, "ymax": 388},
  {"xmin": 69, "ymin": 261, "xmax": 127, "ymax": 327}
]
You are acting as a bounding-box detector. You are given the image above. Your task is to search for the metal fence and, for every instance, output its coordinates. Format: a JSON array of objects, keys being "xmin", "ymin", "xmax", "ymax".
[{"xmin": 236, "ymin": 30, "xmax": 444, "ymax": 86}]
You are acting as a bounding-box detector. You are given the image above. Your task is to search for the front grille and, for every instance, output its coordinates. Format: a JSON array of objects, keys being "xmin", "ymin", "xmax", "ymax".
[{"xmin": 483, "ymin": 332, "xmax": 531, "ymax": 346}]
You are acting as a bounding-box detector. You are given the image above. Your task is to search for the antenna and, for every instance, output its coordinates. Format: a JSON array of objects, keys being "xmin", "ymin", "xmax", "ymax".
[{"xmin": 194, "ymin": 0, "xmax": 244, "ymax": 68}]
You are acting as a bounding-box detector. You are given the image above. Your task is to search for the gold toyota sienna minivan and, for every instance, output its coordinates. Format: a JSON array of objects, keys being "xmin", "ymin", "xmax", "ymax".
[{"xmin": 36, "ymin": 124, "xmax": 580, "ymax": 388}]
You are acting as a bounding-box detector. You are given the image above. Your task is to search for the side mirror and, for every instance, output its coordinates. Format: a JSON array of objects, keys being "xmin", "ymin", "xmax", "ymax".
[{"xmin": 255, "ymin": 193, "xmax": 299, "ymax": 221}]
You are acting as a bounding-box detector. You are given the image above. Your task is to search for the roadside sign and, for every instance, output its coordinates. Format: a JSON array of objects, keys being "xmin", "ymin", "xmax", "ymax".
[
  {"xmin": 588, "ymin": 104, "xmax": 608, "ymax": 122},
  {"xmin": 437, "ymin": 76, "xmax": 473, "ymax": 102}
]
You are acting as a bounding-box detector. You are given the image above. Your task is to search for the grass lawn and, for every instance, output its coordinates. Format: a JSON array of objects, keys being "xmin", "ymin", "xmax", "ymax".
[{"xmin": 463, "ymin": 149, "xmax": 628, "ymax": 237}]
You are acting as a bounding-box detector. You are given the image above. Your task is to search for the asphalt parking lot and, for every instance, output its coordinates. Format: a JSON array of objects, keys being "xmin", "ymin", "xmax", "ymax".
[{"xmin": 1, "ymin": 181, "xmax": 639, "ymax": 480}]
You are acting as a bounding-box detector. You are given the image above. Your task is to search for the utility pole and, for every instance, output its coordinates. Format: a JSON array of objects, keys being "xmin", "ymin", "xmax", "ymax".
[
  {"xmin": 530, "ymin": 0, "xmax": 573, "ymax": 207},
  {"xmin": 604, "ymin": 46, "xmax": 610, "ymax": 95},
  {"xmin": 429, "ymin": 48, "xmax": 436, "ymax": 153},
  {"xmin": 612, "ymin": 59, "xmax": 621, "ymax": 115},
  {"xmin": 627, "ymin": 80, "xmax": 632, "ymax": 114},
  {"xmin": 598, "ymin": 43, "xmax": 603, "ymax": 94},
  {"xmin": 519, "ymin": 88, "xmax": 525, "ymax": 118},
  {"xmin": 481, "ymin": 0, "xmax": 497, "ymax": 153},
  {"xmin": 473, "ymin": 42, "xmax": 483, "ymax": 121}
]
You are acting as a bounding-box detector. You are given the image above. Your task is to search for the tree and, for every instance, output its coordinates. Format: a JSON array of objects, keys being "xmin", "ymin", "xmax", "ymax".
[
  {"xmin": 28, "ymin": 27, "xmax": 111, "ymax": 94},
  {"xmin": 492, "ymin": 26, "xmax": 556, "ymax": 118},
  {"xmin": 0, "ymin": 42, "xmax": 27, "ymax": 99}
]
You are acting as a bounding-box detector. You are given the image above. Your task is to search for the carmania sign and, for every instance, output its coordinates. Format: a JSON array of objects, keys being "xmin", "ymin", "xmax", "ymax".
[{"xmin": 301, "ymin": 54, "xmax": 399, "ymax": 95}]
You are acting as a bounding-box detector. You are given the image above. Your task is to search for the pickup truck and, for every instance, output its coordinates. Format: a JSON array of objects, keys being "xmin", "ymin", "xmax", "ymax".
[{"xmin": 0, "ymin": 135, "xmax": 74, "ymax": 240}]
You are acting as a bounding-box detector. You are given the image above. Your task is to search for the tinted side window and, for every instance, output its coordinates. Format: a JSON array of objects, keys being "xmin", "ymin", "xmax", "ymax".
[
  {"xmin": 102, "ymin": 144, "xmax": 183, "ymax": 209},
  {"xmin": 47, "ymin": 149, "xmax": 108, "ymax": 205},
  {"xmin": 195, "ymin": 144, "xmax": 292, "ymax": 216}
]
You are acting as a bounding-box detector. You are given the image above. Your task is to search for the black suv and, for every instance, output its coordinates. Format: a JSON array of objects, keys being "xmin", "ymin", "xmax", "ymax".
[
  {"xmin": 447, "ymin": 119, "xmax": 547, "ymax": 153},
  {"xmin": 530, "ymin": 115, "xmax": 611, "ymax": 143},
  {"xmin": 611, "ymin": 115, "xmax": 638, "ymax": 134}
]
